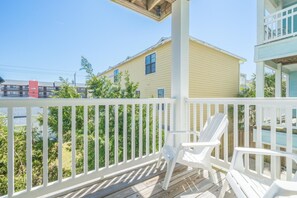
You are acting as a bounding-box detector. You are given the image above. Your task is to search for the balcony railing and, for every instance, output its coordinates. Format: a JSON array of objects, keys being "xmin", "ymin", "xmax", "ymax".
[
  {"xmin": 264, "ymin": 4, "xmax": 297, "ymax": 43},
  {"xmin": 186, "ymin": 98, "xmax": 296, "ymax": 180},
  {"xmin": 0, "ymin": 98, "xmax": 297, "ymax": 197},
  {"xmin": 0, "ymin": 98, "xmax": 175, "ymax": 198}
]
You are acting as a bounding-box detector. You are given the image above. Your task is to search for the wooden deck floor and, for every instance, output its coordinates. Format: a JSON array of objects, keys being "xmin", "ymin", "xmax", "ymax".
[{"xmin": 56, "ymin": 161, "xmax": 235, "ymax": 198}]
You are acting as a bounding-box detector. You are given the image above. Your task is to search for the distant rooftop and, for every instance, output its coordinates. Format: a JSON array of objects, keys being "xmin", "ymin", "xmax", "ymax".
[{"xmin": 1, "ymin": 79, "xmax": 86, "ymax": 87}]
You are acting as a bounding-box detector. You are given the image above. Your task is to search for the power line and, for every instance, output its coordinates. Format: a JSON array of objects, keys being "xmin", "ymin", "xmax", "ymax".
[{"xmin": 0, "ymin": 63, "xmax": 83, "ymax": 74}]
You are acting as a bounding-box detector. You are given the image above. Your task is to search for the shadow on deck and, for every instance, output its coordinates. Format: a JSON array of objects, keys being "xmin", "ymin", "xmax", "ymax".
[{"xmin": 55, "ymin": 161, "xmax": 235, "ymax": 198}]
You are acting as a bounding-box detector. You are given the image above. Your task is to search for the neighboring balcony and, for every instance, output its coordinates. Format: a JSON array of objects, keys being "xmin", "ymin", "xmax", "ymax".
[
  {"xmin": 263, "ymin": 3, "xmax": 297, "ymax": 43},
  {"xmin": 0, "ymin": 98, "xmax": 296, "ymax": 197},
  {"xmin": 255, "ymin": 3, "xmax": 297, "ymax": 62}
]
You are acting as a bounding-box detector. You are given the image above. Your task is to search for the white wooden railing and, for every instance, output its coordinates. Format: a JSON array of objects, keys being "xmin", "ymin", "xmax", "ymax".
[
  {"xmin": 264, "ymin": 4, "xmax": 297, "ymax": 43},
  {"xmin": 186, "ymin": 98, "xmax": 297, "ymax": 181},
  {"xmin": 1, "ymin": 97, "xmax": 297, "ymax": 197},
  {"xmin": 0, "ymin": 98, "xmax": 175, "ymax": 198}
]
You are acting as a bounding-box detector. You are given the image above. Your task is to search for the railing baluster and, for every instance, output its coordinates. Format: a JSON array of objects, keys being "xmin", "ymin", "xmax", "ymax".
[
  {"xmin": 139, "ymin": 104, "xmax": 143, "ymax": 158},
  {"xmin": 146, "ymin": 104, "xmax": 150, "ymax": 156},
  {"xmin": 271, "ymin": 107, "xmax": 277, "ymax": 179},
  {"xmin": 152, "ymin": 103, "xmax": 156, "ymax": 154},
  {"xmin": 164, "ymin": 103, "xmax": 168, "ymax": 145},
  {"xmin": 224, "ymin": 104, "xmax": 228, "ymax": 162},
  {"xmin": 7, "ymin": 107, "xmax": 14, "ymax": 197},
  {"xmin": 132, "ymin": 104, "xmax": 135, "ymax": 160},
  {"xmin": 170, "ymin": 102, "xmax": 174, "ymax": 147},
  {"xmin": 115, "ymin": 105, "xmax": 119, "ymax": 165},
  {"xmin": 207, "ymin": 103, "xmax": 211, "ymax": 118},
  {"xmin": 244, "ymin": 104, "xmax": 249, "ymax": 170},
  {"xmin": 58, "ymin": 106, "xmax": 63, "ymax": 182},
  {"xmin": 94, "ymin": 105, "xmax": 99, "ymax": 171},
  {"xmin": 71, "ymin": 106, "xmax": 76, "ymax": 177},
  {"xmin": 158, "ymin": 103, "xmax": 162, "ymax": 152},
  {"xmin": 234, "ymin": 104, "xmax": 238, "ymax": 148},
  {"xmin": 43, "ymin": 107, "xmax": 48, "ymax": 186},
  {"xmin": 26, "ymin": 107, "xmax": 32, "ymax": 191},
  {"xmin": 193, "ymin": 104, "xmax": 197, "ymax": 142},
  {"xmin": 84, "ymin": 105, "xmax": 88, "ymax": 174},
  {"xmin": 286, "ymin": 106, "xmax": 293, "ymax": 180},
  {"xmin": 123, "ymin": 104, "xmax": 127, "ymax": 162},
  {"xmin": 256, "ymin": 105, "xmax": 263, "ymax": 175},
  {"xmin": 105, "ymin": 105, "xmax": 109, "ymax": 167},
  {"xmin": 215, "ymin": 104, "xmax": 219, "ymax": 159},
  {"xmin": 200, "ymin": 103, "xmax": 204, "ymax": 132}
]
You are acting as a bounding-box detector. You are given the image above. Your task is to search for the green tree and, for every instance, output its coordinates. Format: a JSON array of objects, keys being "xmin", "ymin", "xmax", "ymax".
[{"xmin": 239, "ymin": 73, "xmax": 286, "ymax": 98}]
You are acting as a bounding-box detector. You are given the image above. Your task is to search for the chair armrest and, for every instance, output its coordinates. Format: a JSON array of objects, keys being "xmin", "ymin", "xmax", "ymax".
[
  {"xmin": 264, "ymin": 180, "xmax": 297, "ymax": 198},
  {"xmin": 168, "ymin": 131, "xmax": 199, "ymax": 135},
  {"xmin": 181, "ymin": 140, "xmax": 220, "ymax": 148},
  {"xmin": 231, "ymin": 147, "xmax": 297, "ymax": 171},
  {"xmin": 234, "ymin": 147, "xmax": 297, "ymax": 162}
]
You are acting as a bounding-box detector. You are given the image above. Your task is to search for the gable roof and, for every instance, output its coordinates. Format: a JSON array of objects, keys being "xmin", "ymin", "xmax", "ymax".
[{"xmin": 99, "ymin": 36, "xmax": 246, "ymax": 75}]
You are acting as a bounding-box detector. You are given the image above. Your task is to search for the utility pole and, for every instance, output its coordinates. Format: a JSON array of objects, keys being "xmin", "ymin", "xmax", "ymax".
[{"xmin": 74, "ymin": 72, "xmax": 76, "ymax": 86}]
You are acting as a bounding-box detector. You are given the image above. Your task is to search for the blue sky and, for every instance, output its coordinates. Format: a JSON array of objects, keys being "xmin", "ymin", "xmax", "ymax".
[{"xmin": 0, "ymin": 0, "xmax": 257, "ymax": 83}]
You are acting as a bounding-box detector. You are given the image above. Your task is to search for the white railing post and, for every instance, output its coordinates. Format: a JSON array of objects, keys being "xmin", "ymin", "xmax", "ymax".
[
  {"xmin": 43, "ymin": 107, "xmax": 49, "ymax": 186},
  {"xmin": 7, "ymin": 107, "xmax": 14, "ymax": 197},
  {"xmin": 26, "ymin": 107, "xmax": 32, "ymax": 192},
  {"xmin": 58, "ymin": 106, "xmax": 63, "ymax": 182},
  {"xmin": 71, "ymin": 106, "xmax": 77, "ymax": 177},
  {"xmin": 83, "ymin": 105, "xmax": 88, "ymax": 174}
]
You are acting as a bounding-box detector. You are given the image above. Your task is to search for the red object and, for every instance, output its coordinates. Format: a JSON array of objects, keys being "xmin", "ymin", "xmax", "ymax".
[{"xmin": 29, "ymin": 80, "xmax": 39, "ymax": 98}]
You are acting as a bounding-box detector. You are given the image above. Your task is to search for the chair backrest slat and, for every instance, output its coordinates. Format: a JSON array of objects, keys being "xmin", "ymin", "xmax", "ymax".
[{"xmin": 195, "ymin": 113, "xmax": 228, "ymax": 156}]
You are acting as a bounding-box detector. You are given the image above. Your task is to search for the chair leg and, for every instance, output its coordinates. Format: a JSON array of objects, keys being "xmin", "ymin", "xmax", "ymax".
[
  {"xmin": 208, "ymin": 168, "xmax": 218, "ymax": 184},
  {"xmin": 218, "ymin": 180, "xmax": 228, "ymax": 198},
  {"xmin": 156, "ymin": 152, "xmax": 162, "ymax": 169},
  {"xmin": 162, "ymin": 160, "xmax": 176, "ymax": 190}
]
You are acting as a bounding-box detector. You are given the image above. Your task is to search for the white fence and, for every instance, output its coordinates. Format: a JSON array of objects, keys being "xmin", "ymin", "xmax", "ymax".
[
  {"xmin": 186, "ymin": 98, "xmax": 297, "ymax": 181},
  {"xmin": 264, "ymin": 4, "xmax": 297, "ymax": 43},
  {"xmin": 0, "ymin": 98, "xmax": 175, "ymax": 198}
]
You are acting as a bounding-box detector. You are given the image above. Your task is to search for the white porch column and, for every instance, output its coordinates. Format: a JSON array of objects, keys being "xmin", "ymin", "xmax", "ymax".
[
  {"xmin": 286, "ymin": 74, "xmax": 290, "ymax": 97},
  {"xmin": 256, "ymin": 62, "xmax": 265, "ymax": 97},
  {"xmin": 171, "ymin": 0, "xmax": 189, "ymax": 145},
  {"xmin": 275, "ymin": 63, "xmax": 282, "ymax": 97},
  {"xmin": 257, "ymin": 0, "xmax": 265, "ymax": 44}
]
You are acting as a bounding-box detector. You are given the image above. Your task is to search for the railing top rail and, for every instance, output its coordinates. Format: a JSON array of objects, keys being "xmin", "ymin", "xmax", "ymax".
[
  {"xmin": 264, "ymin": 3, "xmax": 297, "ymax": 20},
  {"xmin": 186, "ymin": 97, "xmax": 297, "ymax": 106},
  {"xmin": 0, "ymin": 98, "xmax": 176, "ymax": 107}
]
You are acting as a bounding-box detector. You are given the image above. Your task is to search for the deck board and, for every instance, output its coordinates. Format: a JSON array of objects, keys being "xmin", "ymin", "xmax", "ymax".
[{"xmin": 57, "ymin": 161, "xmax": 234, "ymax": 198}]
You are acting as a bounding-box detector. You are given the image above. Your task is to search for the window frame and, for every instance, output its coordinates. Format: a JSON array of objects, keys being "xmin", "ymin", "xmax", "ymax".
[
  {"xmin": 145, "ymin": 53, "xmax": 156, "ymax": 75},
  {"xmin": 114, "ymin": 69, "xmax": 119, "ymax": 83}
]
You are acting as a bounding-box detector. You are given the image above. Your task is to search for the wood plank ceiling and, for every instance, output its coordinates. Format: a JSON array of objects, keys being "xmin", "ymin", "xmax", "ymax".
[{"xmin": 111, "ymin": 0, "xmax": 176, "ymax": 21}]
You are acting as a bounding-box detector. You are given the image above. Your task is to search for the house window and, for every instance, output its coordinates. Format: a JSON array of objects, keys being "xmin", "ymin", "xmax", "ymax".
[
  {"xmin": 157, "ymin": 88, "xmax": 165, "ymax": 110},
  {"xmin": 136, "ymin": 90, "xmax": 140, "ymax": 98},
  {"xmin": 145, "ymin": 53, "xmax": 156, "ymax": 75},
  {"xmin": 114, "ymin": 69, "xmax": 119, "ymax": 82}
]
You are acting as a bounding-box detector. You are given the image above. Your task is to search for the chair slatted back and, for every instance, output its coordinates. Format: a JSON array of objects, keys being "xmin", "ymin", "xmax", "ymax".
[{"xmin": 199, "ymin": 113, "xmax": 228, "ymax": 143}]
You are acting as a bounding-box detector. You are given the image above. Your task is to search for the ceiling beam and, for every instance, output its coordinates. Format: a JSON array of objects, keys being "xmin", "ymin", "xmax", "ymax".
[
  {"xmin": 111, "ymin": 0, "xmax": 161, "ymax": 21},
  {"xmin": 148, "ymin": 0, "xmax": 162, "ymax": 11}
]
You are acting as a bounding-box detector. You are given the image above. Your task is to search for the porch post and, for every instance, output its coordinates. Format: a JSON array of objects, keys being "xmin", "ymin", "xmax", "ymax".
[
  {"xmin": 256, "ymin": 0, "xmax": 265, "ymax": 98},
  {"xmin": 275, "ymin": 63, "xmax": 282, "ymax": 97},
  {"xmin": 171, "ymin": 0, "xmax": 189, "ymax": 145},
  {"xmin": 257, "ymin": 0, "xmax": 265, "ymax": 44},
  {"xmin": 286, "ymin": 74, "xmax": 290, "ymax": 97},
  {"xmin": 256, "ymin": 62, "xmax": 265, "ymax": 97}
]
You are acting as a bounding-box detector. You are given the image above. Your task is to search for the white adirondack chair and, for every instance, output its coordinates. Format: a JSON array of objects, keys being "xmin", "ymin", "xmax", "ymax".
[
  {"xmin": 220, "ymin": 147, "xmax": 297, "ymax": 198},
  {"xmin": 157, "ymin": 113, "xmax": 228, "ymax": 190}
]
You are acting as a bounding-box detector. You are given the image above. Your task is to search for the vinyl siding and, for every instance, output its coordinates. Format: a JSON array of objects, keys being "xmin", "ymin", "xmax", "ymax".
[{"xmin": 101, "ymin": 39, "xmax": 240, "ymax": 99}]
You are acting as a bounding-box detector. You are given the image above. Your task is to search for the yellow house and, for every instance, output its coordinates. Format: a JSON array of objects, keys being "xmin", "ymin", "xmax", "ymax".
[{"xmin": 100, "ymin": 36, "xmax": 245, "ymax": 99}]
